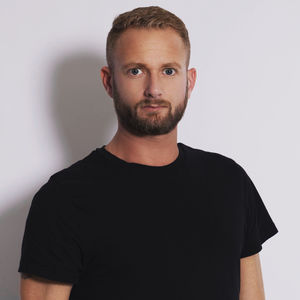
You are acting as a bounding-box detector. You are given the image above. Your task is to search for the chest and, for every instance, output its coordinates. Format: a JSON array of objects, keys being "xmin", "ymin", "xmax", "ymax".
[{"xmin": 77, "ymin": 173, "xmax": 244, "ymax": 269}]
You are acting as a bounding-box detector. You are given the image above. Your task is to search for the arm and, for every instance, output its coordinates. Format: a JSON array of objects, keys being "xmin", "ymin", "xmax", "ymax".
[
  {"xmin": 20, "ymin": 273, "xmax": 73, "ymax": 300},
  {"xmin": 240, "ymin": 253, "xmax": 265, "ymax": 300}
]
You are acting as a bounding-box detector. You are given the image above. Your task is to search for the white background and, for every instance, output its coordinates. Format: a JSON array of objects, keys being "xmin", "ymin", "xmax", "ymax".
[{"xmin": 1, "ymin": 0, "xmax": 298, "ymax": 299}]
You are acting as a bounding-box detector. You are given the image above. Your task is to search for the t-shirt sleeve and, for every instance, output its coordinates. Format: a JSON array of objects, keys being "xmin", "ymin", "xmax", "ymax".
[
  {"xmin": 18, "ymin": 178, "xmax": 83, "ymax": 284},
  {"xmin": 239, "ymin": 166, "xmax": 279, "ymax": 258}
]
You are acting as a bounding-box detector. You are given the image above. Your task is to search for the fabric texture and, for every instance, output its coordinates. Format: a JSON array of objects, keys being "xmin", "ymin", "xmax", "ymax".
[{"xmin": 18, "ymin": 142, "xmax": 279, "ymax": 299}]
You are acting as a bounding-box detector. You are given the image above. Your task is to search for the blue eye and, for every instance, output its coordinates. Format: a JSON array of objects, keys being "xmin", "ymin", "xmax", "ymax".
[
  {"xmin": 129, "ymin": 68, "xmax": 142, "ymax": 76},
  {"xmin": 163, "ymin": 68, "xmax": 176, "ymax": 75}
]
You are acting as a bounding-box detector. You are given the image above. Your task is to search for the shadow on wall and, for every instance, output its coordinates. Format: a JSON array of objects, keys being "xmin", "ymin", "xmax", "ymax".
[
  {"xmin": 50, "ymin": 52, "xmax": 116, "ymax": 164},
  {"xmin": 1, "ymin": 52, "xmax": 116, "ymax": 300}
]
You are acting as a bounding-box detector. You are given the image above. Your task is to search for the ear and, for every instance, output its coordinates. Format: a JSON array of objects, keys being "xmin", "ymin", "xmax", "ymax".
[
  {"xmin": 100, "ymin": 66, "xmax": 113, "ymax": 98},
  {"xmin": 187, "ymin": 68, "xmax": 197, "ymax": 99}
]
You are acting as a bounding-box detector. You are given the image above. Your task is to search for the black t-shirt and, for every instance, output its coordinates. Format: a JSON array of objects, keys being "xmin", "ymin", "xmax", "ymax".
[{"xmin": 18, "ymin": 142, "xmax": 279, "ymax": 299}]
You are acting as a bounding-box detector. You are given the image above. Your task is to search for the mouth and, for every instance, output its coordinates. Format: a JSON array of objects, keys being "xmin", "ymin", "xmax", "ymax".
[{"xmin": 142, "ymin": 105, "xmax": 168, "ymax": 111}]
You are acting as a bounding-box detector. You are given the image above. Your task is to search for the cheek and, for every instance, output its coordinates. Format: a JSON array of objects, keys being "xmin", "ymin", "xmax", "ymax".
[
  {"xmin": 171, "ymin": 79, "xmax": 187, "ymax": 100},
  {"xmin": 116, "ymin": 77, "xmax": 144, "ymax": 101}
]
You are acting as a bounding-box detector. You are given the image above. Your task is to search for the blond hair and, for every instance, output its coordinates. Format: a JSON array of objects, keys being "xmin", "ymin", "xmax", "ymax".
[{"xmin": 106, "ymin": 6, "xmax": 191, "ymax": 70}]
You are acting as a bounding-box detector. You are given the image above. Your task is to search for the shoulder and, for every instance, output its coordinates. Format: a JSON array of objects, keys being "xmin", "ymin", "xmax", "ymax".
[
  {"xmin": 48, "ymin": 149, "xmax": 101, "ymax": 184},
  {"xmin": 180, "ymin": 142, "xmax": 245, "ymax": 178},
  {"xmin": 31, "ymin": 148, "xmax": 103, "ymax": 208}
]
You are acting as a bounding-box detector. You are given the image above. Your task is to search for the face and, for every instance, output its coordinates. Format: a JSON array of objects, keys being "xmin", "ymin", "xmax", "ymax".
[{"xmin": 102, "ymin": 28, "xmax": 196, "ymax": 137}]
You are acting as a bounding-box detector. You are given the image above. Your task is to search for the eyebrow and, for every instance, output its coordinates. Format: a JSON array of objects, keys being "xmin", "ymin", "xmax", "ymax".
[{"xmin": 121, "ymin": 62, "xmax": 182, "ymax": 71}]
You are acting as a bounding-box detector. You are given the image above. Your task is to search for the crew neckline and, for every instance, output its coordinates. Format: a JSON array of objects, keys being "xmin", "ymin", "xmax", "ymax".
[{"xmin": 96, "ymin": 142, "xmax": 184, "ymax": 171}]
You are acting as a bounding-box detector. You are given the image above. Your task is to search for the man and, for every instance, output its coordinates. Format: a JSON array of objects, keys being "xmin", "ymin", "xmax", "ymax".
[{"xmin": 18, "ymin": 6, "xmax": 278, "ymax": 300}]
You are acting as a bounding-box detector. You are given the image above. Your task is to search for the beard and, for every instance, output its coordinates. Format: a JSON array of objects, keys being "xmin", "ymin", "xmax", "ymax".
[{"xmin": 111, "ymin": 78, "xmax": 189, "ymax": 137}]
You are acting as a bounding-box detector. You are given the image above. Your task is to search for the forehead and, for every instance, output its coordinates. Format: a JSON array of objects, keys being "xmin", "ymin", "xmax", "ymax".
[{"xmin": 113, "ymin": 28, "xmax": 187, "ymax": 68}]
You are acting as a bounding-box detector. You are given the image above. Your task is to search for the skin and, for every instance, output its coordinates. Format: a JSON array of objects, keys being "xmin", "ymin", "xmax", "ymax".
[
  {"xmin": 20, "ymin": 273, "xmax": 72, "ymax": 300},
  {"xmin": 240, "ymin": 253, "xmax": 266, "ymax": 300}
]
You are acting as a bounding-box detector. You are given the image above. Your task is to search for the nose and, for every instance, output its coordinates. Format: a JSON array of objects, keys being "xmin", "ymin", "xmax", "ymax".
[{"xmin": 144, "ymin": 73, "xmax": 162, "ymax": 99}]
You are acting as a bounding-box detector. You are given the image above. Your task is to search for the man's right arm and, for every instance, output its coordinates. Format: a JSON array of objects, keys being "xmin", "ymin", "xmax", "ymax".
[{"xmin": 20, "ymin": 273, "xmax": 73, "ymax": 300}]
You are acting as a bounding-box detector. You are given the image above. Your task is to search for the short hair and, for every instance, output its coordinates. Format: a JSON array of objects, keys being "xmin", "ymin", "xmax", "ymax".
[{"xmin": 106, "ymin": 6, "xmax": 191, "ymax": 71}]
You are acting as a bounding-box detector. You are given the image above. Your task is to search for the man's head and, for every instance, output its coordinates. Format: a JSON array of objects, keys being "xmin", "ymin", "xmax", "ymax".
[{"xmin": 101, "ymin": 6, "xmax": 196, "ymax": 137}]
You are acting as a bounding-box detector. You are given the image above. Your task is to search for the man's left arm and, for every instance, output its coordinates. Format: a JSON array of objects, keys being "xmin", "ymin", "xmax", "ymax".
[{"xmin": 240, "ymin": 253, "xmax": 265, "ymax": 300}]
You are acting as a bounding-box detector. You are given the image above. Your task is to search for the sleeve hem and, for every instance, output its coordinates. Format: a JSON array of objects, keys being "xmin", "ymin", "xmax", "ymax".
[
  {"xmin": 240, "ymin": 245, "xmax": 262, "ymax": 258},
  {"xmin": 240, "ymin": 227, "xmax": 279, "ymax": 258},
  {"xmin": 18, "ymin": 262, "xmax": 79, "ymax": 284}
]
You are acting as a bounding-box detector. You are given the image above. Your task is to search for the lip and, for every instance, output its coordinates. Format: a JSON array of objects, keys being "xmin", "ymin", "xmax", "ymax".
[{"xmin": 142, "ymin": 105, "xmax": 167, "ymax": 110}]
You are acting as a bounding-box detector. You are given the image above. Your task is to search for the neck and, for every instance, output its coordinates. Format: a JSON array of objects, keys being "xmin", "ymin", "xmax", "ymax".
[{"xmin": 104, "ymin": 125, "xmax": 179, "ymax": 166}]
